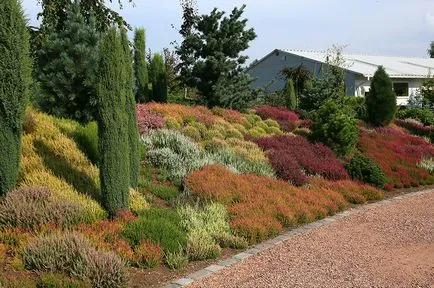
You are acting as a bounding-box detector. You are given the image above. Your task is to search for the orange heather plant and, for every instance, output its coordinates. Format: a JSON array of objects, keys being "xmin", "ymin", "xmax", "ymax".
[{"xmin": 185, "ymin": 164, "xmax": 348, "ymax": 243}]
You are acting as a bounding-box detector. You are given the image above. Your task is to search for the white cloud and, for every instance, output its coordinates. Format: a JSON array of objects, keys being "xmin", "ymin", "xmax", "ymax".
[{"xmin": 425, "ymin": 13, "xmax": 434, "ymax": 30}]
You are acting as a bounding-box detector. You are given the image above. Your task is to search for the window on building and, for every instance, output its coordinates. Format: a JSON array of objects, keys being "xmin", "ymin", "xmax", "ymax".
[{"xmin": 393, "ymin": 82, "xmax": 409, "ymax": 96}]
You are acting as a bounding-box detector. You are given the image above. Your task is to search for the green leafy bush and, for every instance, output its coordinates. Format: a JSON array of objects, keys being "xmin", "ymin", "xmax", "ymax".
[
  {"xmin": 396, "ymin": 107, "xmax": 434, "ymax": 126},
  {"xmin": 0, "ymin": 187, "xmax": 85, "ymax": 230},
  {"xmin": 310, "ymin": 100, "xmax": 358, "ymax": 156},
  {"xmin": 344, "ymin": 96, "xmax": 367, "ymax": 120},
  {"xmin": 366, "ymin": 66, "xmax": 397, "ymax": 126},
  {"xmin": 185, "ymin": 230, "xmax": 221, "ymax": 260},
  {"xmin": 122, "ymin": 208, "xmax": 187, "ymax": 253},
  {"xmin": 73, "ymin": 122, "xmax": 99, "ymax": 165},
  {"xmin": 22, "ymin": 233, "xmax": 126, "ymax": 288},
  {"xmin": 345, "ymin": 153, "xmax": 386, "ymax": 188}
]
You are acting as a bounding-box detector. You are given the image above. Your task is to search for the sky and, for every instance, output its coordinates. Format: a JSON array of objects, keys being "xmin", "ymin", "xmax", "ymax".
[{"xmin": 21, "ymin": 0, "xmax": 434, "ymax": 64}]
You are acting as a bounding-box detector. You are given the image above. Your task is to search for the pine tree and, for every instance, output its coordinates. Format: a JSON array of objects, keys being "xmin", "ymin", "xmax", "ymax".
[
  {"xmin": 366, "ymin": 66, "xmax": 397, "ymax": 127},
  {"xmin": 96, "ymin": 27, "xmax": 129, "ymax": 216},
  {"xmin": 121, "ymin": 28, "xmax": 140, "ymax": 188},
  {"xmin": 176, "ymin": 4, "xmax": 256, "ymax": 108},
  {"xmin": 428, "ymin": 41, "xmax": 434, "ymax": 58},
  {"xmin": 150, "ymin": 53, "xmax": 167, "ymax": 103},
  {"xmin": 133, "ymin": 28, "xmax": 148, "ymax": 103},
  {"xmin": 0, "ymin": 0, "xmax": 32, "ymax": 196},
  {"xmin": 36, "ymin": 1, "xmax": 100, "ymax": 123},
  {"xmin": 284, "ymin": 79, "xmax": 297, "ymax": 110}
]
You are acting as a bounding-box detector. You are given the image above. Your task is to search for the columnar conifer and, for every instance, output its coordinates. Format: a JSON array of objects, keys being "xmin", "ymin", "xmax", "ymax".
[
  {"xmin": 0, "ymin": 0, "xmax": 31, "ymax": 196},
  {"xmin": 96, "ymin": 27, "xmax": 129, "ymax": 215}
]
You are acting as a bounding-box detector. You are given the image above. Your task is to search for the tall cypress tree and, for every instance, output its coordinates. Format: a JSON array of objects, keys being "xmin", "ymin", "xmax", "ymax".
[
  {"xmin": 150, "ymin": 53, "xmax": 167, "ymax": 103},
  {"xmin": 96, "ymin": 27, "xmax": 129, "ymax": 216},
  {"xmin": 133, "ymin": 28, "xmax": 148, "ymax": 103},
  {"xmin": 366, "ymin": 66, "xmax": 397, "ymax": 127},
  {"xmin": 0, "ymin": 0, "xmax": 31, "ymax": 196},
  {"xmin": 284, "ymin": 79, "xmax": 297, "ymax": 110},
  {"xmin": 121, "ymin": 28, "xmax": 140, "ymax": 189}
]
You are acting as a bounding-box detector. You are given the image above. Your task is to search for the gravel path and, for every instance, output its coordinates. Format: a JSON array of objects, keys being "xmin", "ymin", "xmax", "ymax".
[{"xmin": 188, "ymin": 192, "xmax": 434, "ymax": 288}]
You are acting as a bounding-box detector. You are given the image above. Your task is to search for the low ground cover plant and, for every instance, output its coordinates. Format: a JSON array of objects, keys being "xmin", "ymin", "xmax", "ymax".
[
  {"xmin": 254, "ymin": 135, "xmax": 349, "ymax": 186},
  {"xmin": 254, "ymin": 105, "xmax": 301, "ymax": 132},
  {"xmin": 358, "ymin": 125, "xmax": 434, "ymax": 189},
  {"xmin": 0, "ymin": 187, "xmax": 85, "ymax": 230},
  {"xmin": 22, "ymin": 232, "xmax": 126, "ymax": 288},
  {"xmin": 185, "ymin": 164, "xmax": 351, "ymax": 243},
  {"xmin": 395, "ymin": 118, "xmax": 434, "ymax": 141}
]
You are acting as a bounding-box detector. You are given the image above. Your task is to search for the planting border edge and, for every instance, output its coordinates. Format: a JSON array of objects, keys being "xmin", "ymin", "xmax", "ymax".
[{"xmin": 163, "ymin": 188, "xmax": 434, "ymax": 288}]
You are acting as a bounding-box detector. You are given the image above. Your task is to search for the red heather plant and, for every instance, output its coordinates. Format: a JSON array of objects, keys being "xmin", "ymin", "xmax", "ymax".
[
  {"xmin": 255, "ymin": 106, "xmax": 299, "ymax": 122},
  {"xmin": 255, "ymin": 135, "xmax": 349, "ymax": 186},
  {"xmin": 359, "ymin": 125, "xmax": 434, "ymax": 189},
  {"xmin": 133, "ymin": 240, "xmax": 163, "ymax": 268},
  {"xmin": 211, "ymin": 107, "xmax": 246, "ymax": 124},
  {"xmin": 254, "ymin": 106, "xmax": 303, "ymax": 132},
  {"xmin": 185, "ymin": 164, "xmax": 348, "ymax": 243},
  {"xmin": 136, "ymin": 104, "xmax": 165, "ymax": 135}
]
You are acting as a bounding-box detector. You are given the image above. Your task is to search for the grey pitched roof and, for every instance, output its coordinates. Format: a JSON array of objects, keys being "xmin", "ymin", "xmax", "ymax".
[{"xmin": 283, "ymin": 49, "xmax": 434, "ymax": 78}]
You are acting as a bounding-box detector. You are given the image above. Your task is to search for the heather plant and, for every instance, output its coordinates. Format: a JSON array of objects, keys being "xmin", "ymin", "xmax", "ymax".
[
  {"xmin": 133, "ymin": 240, "xmax": 163, "ymax": 268},
  {"xmin": 417, "ymin": 157, "xmax": 434, "ymax": 174},
  {"xmin": 142, "ymin": 129, "xmax": 212, "ymax": 185},
  {"xmin": 165, "ymin": 250, "xmax": 188, "ymax": 269},
  {"xmin": 19, "ymin": 111, "xmax": 105, "ymax": 221},
  {"xmin": 0, "ymin": 187, "xmax": 86, "ymax": 230},
  {"xmin": 177, "ymin": 202, "xmax": 246, "ymax": 253},
  {"xmin": 185, "ymin": 164, "xmax": 348, "ymax": 243},
  {"xmin": 136, "ymin": 104, "xmax": 165, "ymax": 135},
  {"xmin": 345, "ymin": 153, "xmax": 386, "ymax": 188},
  {"xmin": 254, "ymin": 135, "xmax": 349, "ymax": 186},
  {"xmin": 395, "ymin": 118, "xmax": 434, "ymax": 141},
  {"xmin": 22, "ymin": 233, "xmax": 126, "ymax": 288},
  {"xmin": 0, "ymin": 0, "xmax": 32, "ymax": 196},
  {"xmin": 359, "ymin": 124, "xmax": 434, "ymax": 189},
  {"xmin": 73, "ymin": 122, "xmax": 99, "ymax": 165},
  {"xmin": 310, "ymin": 99, "xmax": 358, "ymax": 156},
  {"xmin": 122, "ymin": 208, "xmax": 187, "ymax": 253},
  {"xmin": 366, "ymin": 66, "xmax": 397, "ymax": 126}
]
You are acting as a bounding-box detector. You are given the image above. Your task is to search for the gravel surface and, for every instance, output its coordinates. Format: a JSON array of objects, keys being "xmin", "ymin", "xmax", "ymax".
[{"xmin": 188, "ymin": 192, "xmax": 434, "ymax": 288}]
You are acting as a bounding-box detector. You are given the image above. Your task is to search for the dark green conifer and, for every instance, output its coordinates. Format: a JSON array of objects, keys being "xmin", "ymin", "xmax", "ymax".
[
  {"xmin": 121, "ymin": 28, "xmax": 140, "ymax": 189},
  {"xmin": 366, "ymin": 66, "xmax": 397, "ymax": 126},
  {"xmin": 150, "ymin": 53, "xmax": 167, "ymax": 103},
  {"xmin": 133, "ymin": 28, "xmax": 148, "ymax": 103},
  {"xmin": 285, "ymin": 79, "xmax": 297, "ymax": 110},
  {"xmin": 96, "ymin": 27, "xmax": 129, "ymax": 216},
  {"xmin": 0, "ymin": 0, "xmax": 32, "ymax": 196}
]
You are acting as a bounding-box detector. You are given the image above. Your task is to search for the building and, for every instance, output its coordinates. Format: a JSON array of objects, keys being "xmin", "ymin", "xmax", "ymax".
[{"xmin": 248, "ymin": 49, "xmax": 434, "ymax": 105}]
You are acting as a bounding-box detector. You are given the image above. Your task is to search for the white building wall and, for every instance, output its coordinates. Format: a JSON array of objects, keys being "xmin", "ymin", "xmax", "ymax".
[{"xmin": 354, "ymin": 78, "xmax": 423, "ymax": 106}]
